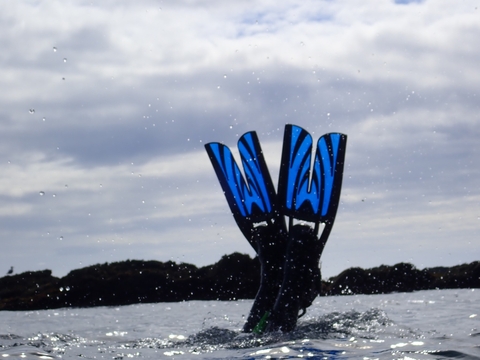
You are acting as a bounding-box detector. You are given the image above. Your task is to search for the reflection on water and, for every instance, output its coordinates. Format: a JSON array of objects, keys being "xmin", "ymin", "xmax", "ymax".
[{"xmin": 1, "ymin": 289, "xmax": 479, "ymax": 359}]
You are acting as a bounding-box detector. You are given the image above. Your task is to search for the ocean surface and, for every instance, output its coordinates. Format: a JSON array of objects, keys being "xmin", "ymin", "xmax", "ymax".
[{"xmin": 1, "ymin": 289, "xmax": 479, "ymax": 359}]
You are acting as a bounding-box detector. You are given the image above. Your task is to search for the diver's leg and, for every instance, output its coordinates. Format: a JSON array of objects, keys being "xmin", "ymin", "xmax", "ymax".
[
  {"xmin": 243, "ymin": 226, "xmax": 286, "ymax": 333},
  {"xmin": 265, "ymin": 224, "xmax": 320, "ymax": 332},
  {"xmin": 297, "ymin": 225, "xmax": 323, "ymax": 315}
]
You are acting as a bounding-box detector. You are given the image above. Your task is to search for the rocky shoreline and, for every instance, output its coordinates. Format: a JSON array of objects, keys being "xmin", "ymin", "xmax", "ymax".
[{"xmin": 1, "ymin": 253, "xmax": 479, "ymax": 311}]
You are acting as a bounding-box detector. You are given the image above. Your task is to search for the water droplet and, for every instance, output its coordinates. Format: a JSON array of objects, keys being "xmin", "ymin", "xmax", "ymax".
[
  {"xmin": 52, "ymin": 194, "xmax": 56, "ymax": 198},
  {"xmin": 53, "ymin": 47, "xmax": 57, "ymax": 52},
  {"xmin": 39, "ymin": 191, "xmax": 45, "ymax": 196},
  {"xmin": 59, "ymin": 236, "xmax": 63, "ymax": 241},
  {"xmin": 63, "ymin": 58, "xmax": 67, "ymax": 63},
  {"xmin": 42, "ymin": 117, "xmax": 46, "ymax": 121},
  {"xmin": 223, "ymin": 74, "xmax": 227, "ymax": 78},
  {"xmin": 29, "ymin": 109, "xmax": 35, "ymax": 114}
]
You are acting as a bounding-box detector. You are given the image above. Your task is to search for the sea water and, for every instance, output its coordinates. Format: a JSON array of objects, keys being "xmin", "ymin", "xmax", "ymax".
[{"xmin": 1, "ymin": 289, "xmax": 479, "ymax": 359}]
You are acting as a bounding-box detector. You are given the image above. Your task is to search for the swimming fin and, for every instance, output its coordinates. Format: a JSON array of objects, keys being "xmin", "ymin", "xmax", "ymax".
[
  {"xmin": 205, "ymin": 131, "xmax": 286, "ymax": 248},
  {"xmin": 205, "ymin": 125, "xmax": 347, "ymax": 333},
  {"xmin": 266, "ymin": 124, "xmax": 347, "ymax": 332},
  {"xmin": 205, "ymin": 132, "xmax": 287, "ymax": 332},
  {"xmin": 278, "ymin": 124, "xmax": 347, "ymax": 227}
]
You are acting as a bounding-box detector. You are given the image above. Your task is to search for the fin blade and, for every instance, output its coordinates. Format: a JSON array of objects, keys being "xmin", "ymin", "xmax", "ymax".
[
  {"xmin": 237, "ymin": 132, "xmax": 276, "ymax": 219},
  {"xmin": 205, "ymin": 142, "xmax": 250, "ymax": 242},
  {"xmin": 278, "ymin": 124, "xmax": 316, "ymax": 219},
  {"xmin": 278, "ymin": 125, "xmax": 347, "ymax": 223},
  {"xmin": 317, "ymin": 133, "xmax": 347, "ymax": 222},
  {"xmin": 205, "ymin": 131, "xmax": 279, "ymax": 244}
]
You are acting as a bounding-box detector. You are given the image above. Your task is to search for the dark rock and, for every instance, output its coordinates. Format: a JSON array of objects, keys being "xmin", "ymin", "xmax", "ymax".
[
  {"xmin": 0, "ymin": 253, "xmax": 260, "ymax": 310},
  {"xmin": 1, "ymin": 255, "xmax": 479, "ymax": 311},
  {"xmin": 0, "ymin": 270, "xmax": 60, "ymax": 310},
  {"xmin": 429, "ymin": 261, "xmax": 480, "ymax": 289},
  {"xmin": 193, "ymin": 252, "xmax": 260, "ymax": 300},
  {"xmin": 323, "ymin": 261, "xmax": 479, "ymax": 295}
]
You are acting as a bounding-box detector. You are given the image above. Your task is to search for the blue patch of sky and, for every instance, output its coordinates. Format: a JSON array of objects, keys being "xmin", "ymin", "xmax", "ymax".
[
  {"xmin": 236, "ymin": 11, "xmax": 333, "ymax": 38},
  {"xmin": 240, "ymin": 12, "xmax": 268, "ymax": 25},
  {"xmin": 306, "ymin": 12, "xmax": 334, "ymax": 23},
  {"xmin": 394, "ymin": 0, "xmax": 424, "ymax": 4},
  {"xmin": 235, "ymin": 12, "xmax": 279, "ymax": 38}
]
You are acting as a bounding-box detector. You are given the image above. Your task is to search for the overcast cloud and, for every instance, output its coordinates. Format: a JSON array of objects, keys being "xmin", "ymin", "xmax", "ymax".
[{"xmin": 1, "ymin": 0, "xmax": 479, "ymax": 278}]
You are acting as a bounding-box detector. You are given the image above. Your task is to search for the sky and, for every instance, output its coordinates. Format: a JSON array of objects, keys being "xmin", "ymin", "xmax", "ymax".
[{"xmin": 1, "ymin": 0, "xmax": 479, "ymax": 279}]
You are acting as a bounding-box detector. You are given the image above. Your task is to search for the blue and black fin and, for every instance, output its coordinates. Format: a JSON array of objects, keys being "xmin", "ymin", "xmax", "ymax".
[
  {"xmin": 266, "ymin": 124, "xmax": 347, "ymax": 333},
  {"xmin": 278, "ymin": 124, "xmax": 347, "ymax": 236},
  {"xmin": 205, "ymin": 131, "xmax": 285, "ymax": 248},
  {"xmin": 205, "ymin": 132, "xmax": 287, "ymax": 333}
]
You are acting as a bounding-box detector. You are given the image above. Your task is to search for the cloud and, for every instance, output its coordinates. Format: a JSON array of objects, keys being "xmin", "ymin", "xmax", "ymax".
[{"xmin": 0, "ymin": 0, "xmax": 479, "ymax": 278}]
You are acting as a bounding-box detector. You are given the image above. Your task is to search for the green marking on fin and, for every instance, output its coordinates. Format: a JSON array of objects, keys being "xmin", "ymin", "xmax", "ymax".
[{"xmin": 252, "ymin": 311, "xmax": 270, "ymax": 335}]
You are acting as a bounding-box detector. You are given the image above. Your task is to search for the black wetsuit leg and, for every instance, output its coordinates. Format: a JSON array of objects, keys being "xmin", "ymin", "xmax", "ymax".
[
  {"xmin": 243, "ymin": 225, "xmax": 286, "ymax": 333},
  {"xmin": 265, "ymin": 224, "xmax": 321, "ymax": 332}
]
